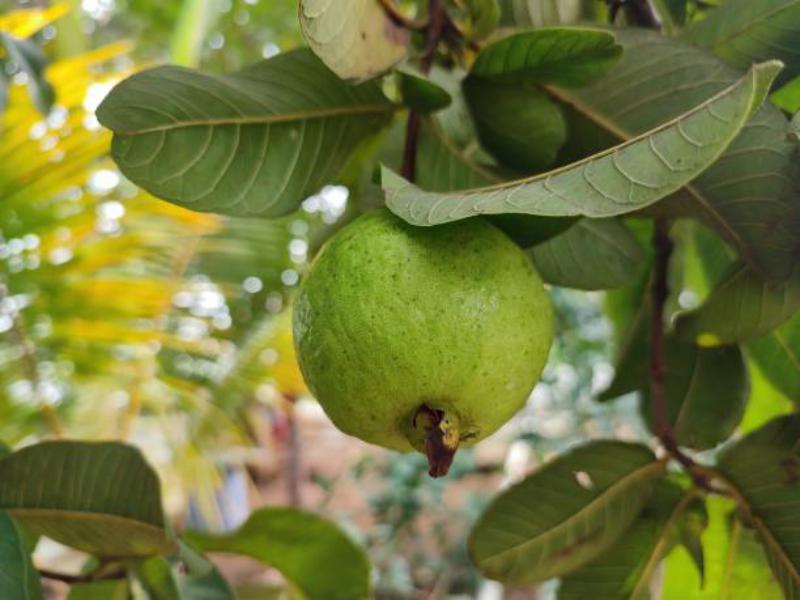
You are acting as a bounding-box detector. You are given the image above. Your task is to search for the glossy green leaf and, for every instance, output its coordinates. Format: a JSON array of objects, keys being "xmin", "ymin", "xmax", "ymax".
[
  {"xmin": 718, "ymin": 414, "xmax": 800, "ymax": 597},
  {"xmin": 397, "ymin": 68, "xmax": 452, "ymax": 114},
  {"xmin": 0, "ymin": 511, "xmax": 42, "ymax": 600},
  {"xmin": 548, "ymin": 30, "xmax": 800, "ymax": 281},
  {"xmin": 662, "ymin": 496, "xmax": 782, "ymax": 600},
  {"xmin": 470, "ymin": 28, "xmax": 622, "ymax": 86},
  {"xmin": 601, "ymin": 313, "xmax": 748, "ymax": 450},
  {"xmin": 97, "ymin": 49, "xmax": 395, "ymax": 218},
  {"xmin": 559, "ymin": 481, "xmax": 697, "ymax": 600},
  {"xmin": 0, "ymin": 441, "xmax": 174, "ymax": 557},
  {"xmin": 299, "ymin": 0, "xmax": 409, "ymax": 81},
  {"xmin": 184, "ymin": 507, "xmax": 371, "ymax": 600},
  {"xmin": 384, "ymin": 60, "xmax": 781, "ymax": 226},
  {"xmin": 463, "ymin": 77, "xmax": 567, "ymax": 172},
  {"xmin": 683, "ymin": 0, "xmax": 800, "ymax": 87},
  {"xmin": 747, "ymin": 311, "xmax": 800, "ymax": 401},
  {"xmin": 468, "ymin": 441, "xmax": 665, "ymax": 584},
  {"xmin": 675, "ymin": 263, "xmax": 800, "ymax": 344},
  {"xmin": 528, "ymin": 218, "xmax": 645, "ymax": 290},
  {"xmin": 134, "ymin": 557, "xmax": 180, "ymax": 600}
]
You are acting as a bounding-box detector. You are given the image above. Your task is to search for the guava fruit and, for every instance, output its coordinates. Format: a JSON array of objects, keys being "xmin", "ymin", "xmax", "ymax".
[{"xmin": 293, "ymin": 209, "xmax": 553, "ymax": 477}]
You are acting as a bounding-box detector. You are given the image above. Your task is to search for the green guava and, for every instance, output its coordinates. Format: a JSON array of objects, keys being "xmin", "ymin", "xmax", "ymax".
[{"xmin": 293, "ymin": 209, "xmax": 553, "ymax": 477}]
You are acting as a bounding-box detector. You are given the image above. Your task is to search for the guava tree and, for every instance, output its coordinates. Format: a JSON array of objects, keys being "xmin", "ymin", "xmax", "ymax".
[{"xmin": 2, "ymin": 0, "xmax": 800, "ymax": 598}]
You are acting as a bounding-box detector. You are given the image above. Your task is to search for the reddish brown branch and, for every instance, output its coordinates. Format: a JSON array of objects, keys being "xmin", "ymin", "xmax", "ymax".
[{"xmin": 38, "ymin": 567, "xmax": 127, "ymax": 584}]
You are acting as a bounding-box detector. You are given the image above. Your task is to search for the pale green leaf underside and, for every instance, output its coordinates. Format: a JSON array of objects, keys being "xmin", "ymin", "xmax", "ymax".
[
  {"xmin": 683, "ymin": 0, "xmax": 800, "ymax": 87},
  {"xmin": 675, "ymin": 262, "xmax": 800, "ymax": 343},
  {"xmin": 718, "ymin": 415, "xmax": 800, "ymax": 598},
  {"xmin": 528, "ymin": 218, "xmax": 644, "ymax": 290},
  {"xmin": 470, "ymin": 27, "xmax": 622, "ymax": 87},
  {"xmin": 0, "ymin": 442, "xmax": 173, "ymax": 557},
  {"xmin": 97, "ymin": 49, "xmax": 394, "ymax": 218},
  {"xmin": 185, "ymin": 507, "xmax": 370, "ymax": 600},
  {"xmin": 559, "ymin": 481, "xmax": 691, "ymax": 600},
  {"xmin": 747, "ymin": 311, "xmax": 800, "ymax": 400},
  {"xmin": 0, "ymin": 512, "xmax": 41, "ymax": 600},
  {"xmin": 384, "ymin": 60, "xmax": 781, "ymax": 226},
  {"xmin": 468, "ymin": 441, "xmax": 664, "ymax": 584}
]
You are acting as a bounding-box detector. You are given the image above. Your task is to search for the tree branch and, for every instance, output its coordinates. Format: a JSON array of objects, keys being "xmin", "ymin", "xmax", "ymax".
[
  {"xmin": 38, "ymin": 567, "xmax": 127, "ymax": 584},
  {"xmin": 608, "ymin": 0, "xmax": 661, "ymax": 28}
]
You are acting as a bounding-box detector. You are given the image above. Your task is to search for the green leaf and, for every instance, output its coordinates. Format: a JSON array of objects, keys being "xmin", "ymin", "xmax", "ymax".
[
  {"xmin": 0, "ymin": 33, "xmax": 55, "ymax": 115},
  {"xmin": 184, "ymin": 507, "xmax": 371, "ymax": 600},
  {"xmin": 67, "ymin": 580, "xmax": 129, "ymax": 600},
  {"xmin": 682, "ymin": 0, "xmax": 800, "ymax": 87},
  {"xmin": 662, "ymin": 496, "xmax": 782, "ymax": 600},
  {"xmin": 133, "ymin": 557, "xmax": 181, "ymax": 600},
  {"xmin": 747, "ymin": 311, "xmax": 800, "ymax": 401},
  {"xmin": 718, "ymin": 414, "xmax": 800, "ymax": 597},
  {"xmin": 559, "ymin": 481, "xmax": 699, "ymax": 600},
  {"xmin": 498, "ymin": 0, "xmax": 587, "ymax": 27},
  {"xmin": 468, "ymin": 441, "xmax": 665, "ymax": 584},
  {"xmin": 601, "ymin": 312, "xmax": 748, "ymax": 450},
  {"xmin": 548, "ymin": 30, "xmax": 800, "ymax": 281},
  {"xmin": 97, "ymin": 49, "xmax": 395, "ymax": 218},
  {"xmin": 469, "ymin": 28, "xmax": 622, "ymax": 87},
  {"xmin": 463, "ymin": 77, "xmax": 567, "ymax": 172},
  {"xmin": 299, "ymin": 0, "xmax": 408, "ymax": 81},
  {"xmin": 0, "ymin": 441, "xmax": 174, "ymax": 557},
  {"xmin": 528, "ymin": 218, "xmax": 645, "ymax": 290},
  {"xmin": 383, "ymin": 60, "xmax": 781, "ymax": 226},
  {"xmin": 740, "ymin": 359, "xmax": 795, "ymax": 434},
  {"xmin": 0, "ymin": 511, "xmax": 42, "ymax": 600},
  {"xmin": 463, "ymin": 0, "xmax": 501, "ymax": 40},
  {"xmin": 675, "ymin": 263, "xmax": 800, "ymax": 344},
  {"xmin": 178, "ymin": 564, "xmax": 236, "ymax": 600},
  {"xmin": 397, "ymin": 68, "xmax": 452, "ymax": 114}
]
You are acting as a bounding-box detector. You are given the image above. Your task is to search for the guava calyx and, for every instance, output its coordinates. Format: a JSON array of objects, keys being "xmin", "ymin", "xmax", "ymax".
[{"xmin": 412, "ymin": 404, "xmax": 461, "ymax": 478}]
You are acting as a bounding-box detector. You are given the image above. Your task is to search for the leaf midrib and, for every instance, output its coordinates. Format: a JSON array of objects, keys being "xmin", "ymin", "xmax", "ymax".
[
  {"xmin": 543, "ymin": 84, "xmax": 751, "ymax": 266},
  {"xmin": 478, "ymin": 459, "xmax": 666, "ymax": 565},
  {"xmin": 112, "ymin": 103, "xmax": 397, "ymax": 135}
]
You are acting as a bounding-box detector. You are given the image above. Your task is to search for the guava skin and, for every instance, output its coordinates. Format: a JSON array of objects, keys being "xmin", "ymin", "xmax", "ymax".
[{"xmin": 293, "ymin": 209, "xmax": 552, "ymax": 473}]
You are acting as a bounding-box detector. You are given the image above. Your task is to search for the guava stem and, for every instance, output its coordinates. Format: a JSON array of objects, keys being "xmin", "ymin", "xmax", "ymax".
[{"xmin": 414, "ymin": 404, "xmax": 459, "ymax": 478}]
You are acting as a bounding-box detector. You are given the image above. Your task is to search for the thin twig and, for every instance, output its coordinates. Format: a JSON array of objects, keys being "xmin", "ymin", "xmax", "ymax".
[
  {"xmin": 400, "ymin": 0, "xmax": 448, "ymax": 182},
  {"xmin": 38, "ymin": 567, "xmax": 127, "ymax": 584},
  {"xmin": 377, "ymin": 0, "xmax": 428, "ymax": 30}
]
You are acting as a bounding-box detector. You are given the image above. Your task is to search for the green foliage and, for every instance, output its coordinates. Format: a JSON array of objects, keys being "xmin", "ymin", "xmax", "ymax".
[
  {"xmin": 748, "ymin": 311, "xmax": 800, "ymax": 401},
  {"xmin": 468, "ymin": 441, "xmax": 664, "ymax": 583},
  {"xmin": 0, "ymin": 441, "xmax": 174, "ymax": 557},
  {"xmin": 0, "ymin": 511, "xmax": 42, "ymax": 599},
  {"xmin": 185, "ymin": 507, "xmax": 371, "ymax": 600},
  {"xmin": 383, "ymin": 61, "xmax": 780, "ymax": 224},
  {"xmin": 97, "ymin": 49, "xmax": 395, "ymax": 217},
  {"xmin": 0, "ymin": 33, "xmax": 54, "ymax": 114}
]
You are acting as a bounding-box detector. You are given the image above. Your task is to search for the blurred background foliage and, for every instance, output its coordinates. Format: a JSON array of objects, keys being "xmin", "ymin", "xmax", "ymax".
[{"xmin": 0, "ymin": 1, "xmax": 794, "ymax": 598}]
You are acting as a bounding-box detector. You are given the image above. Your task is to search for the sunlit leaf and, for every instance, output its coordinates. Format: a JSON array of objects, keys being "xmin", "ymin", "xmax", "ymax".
[{"xmin": 747, "ymin": 311, "xmax": 800, "ymax": 401}]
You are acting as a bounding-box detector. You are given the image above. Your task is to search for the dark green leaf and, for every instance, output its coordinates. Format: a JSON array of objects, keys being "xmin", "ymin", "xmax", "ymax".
[
  {"xmin": 601, "ymin": 312, "xmax": 748, "ymax": 450},
  {"xmin": 718, "ymin": 414, "xmax": 800, "ymax": 597},
  {"xmin": 0, "ymin": 511, "xmax": 42, "ymax": 600},
  {"xmin": 67, "ymin": 580, "xmax": 130, "ymax": 600},
  {"xmin": 747, "ymin": 311, "xmax": 800, "ymax": 401},
  {"xmin": 0, "ymin": 441, "xmax": 174, "ymax": 557},
  {"xmin": 559, "ymin": 481, "xmax": 698, "ymax": 600},
  {"xmin": 97, "ymin": 49, "xmax": 395, "ymax": 218},
  {"xmin": 548, "ymin": 30, "xmax": 800, "ymax": 281},
  {"xmin": 0, "ymin": 33, "xmax": 54, "ymax": 115},
  {"xmin": 488, "ymin": 213, "xmax": 576, "ymax": 248},
  {"xmin": 184, "ymin": 507, "xmax": 371, "ymax": 600},
  {"xmin": 384, "ymin": 61, "xmax": 781, "ymax": 227},
  {"xmin": 0, "ymin": 441, "xmax": 10, "ymax": 458},
  {"xmin": 178, "ymin": 564, "xmax": 236, "ymax": 600},
  {"xmin": 662, "ymin": 496, "xmax": 782, "ymax": 599},
  {"xmin": 675, "ymin": 263, "xmax": 800, "ymax": 344},
  {"xmin": 529, "ymin": 218, "xmax": 645, "ymax": 290},
  {"xmin": 678, "ymin": 497, "xmax": 709, "ymax": 584},
  {"xmin": 397, "ymin": 68, "xmax": 452, "ymax": 113},
  {"xmin": 469, "ymin": 28, "xmax": 622, "ymax": 86},
  {"xmin": 463, "ymin": 77, "xmax": 566, "ymax": 172},
  {"xmin": 682, "ymin": 0, "xmax": 800, "ymax": 87},
  {"xmin": 468, "ymin": 441, "xmax": 665, "ymax": 584}
]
